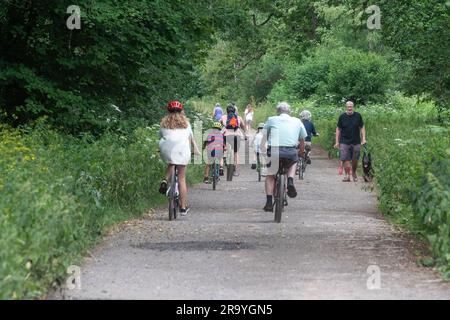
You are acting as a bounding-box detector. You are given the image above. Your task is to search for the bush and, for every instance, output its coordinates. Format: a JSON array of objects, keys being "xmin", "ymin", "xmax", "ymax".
[
  {"xmin": 0, "ymin": 120, "xmax": 204, "ymax": 299},
  {"xmin": 268, "ymin": 45, "xmax": 396, "ymax": 104}
]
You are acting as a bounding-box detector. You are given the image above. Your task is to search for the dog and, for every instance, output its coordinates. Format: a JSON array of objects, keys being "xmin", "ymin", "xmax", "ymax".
[{"xmin": 362, "ymin": 147, "xmax": 374, "ymax": 182}]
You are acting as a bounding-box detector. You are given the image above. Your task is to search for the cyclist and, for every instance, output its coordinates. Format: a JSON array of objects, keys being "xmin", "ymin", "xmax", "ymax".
[
  {"xmin": 203, "ymin": 121, "xmax": 226, "ymax": 183},
  {"xmin": 299, "ymin": 110, "xmax": 319, "ymax": 164},
  {"xmin": 212, "ymin": 103, "xmax": 223, "ymax": 121},
  {"xmin": 262, "ymin": 102, "xmax": 307, "ymax": 212},
  {"xmin": 251, "ymin": 122, "xmax": 267, "ymax": 176},
  {"xmin": 158, "ymin": 100, "xmax": 201, "ymax": 216},
  {"xmin": 220, "ymin": 104, "xmax": 246, "ymax": 176}
]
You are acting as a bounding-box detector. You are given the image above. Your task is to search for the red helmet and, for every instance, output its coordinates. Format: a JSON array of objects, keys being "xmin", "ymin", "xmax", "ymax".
[{"xmin": 167, "ymin": 100, "xmax": 183, "ymax": 112}]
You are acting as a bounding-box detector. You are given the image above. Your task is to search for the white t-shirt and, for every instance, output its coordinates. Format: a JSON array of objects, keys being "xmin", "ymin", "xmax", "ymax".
[
  {"xmin": 245, "ymin": 111, "xmax": 254, "ymax": 122},
  {"xmin": 159, "ymin": 124, "xmax": 193, "ymax": 165},
  {"xmin": 253, "ymin": 131, "xmax": 264, "ymax": 153}
]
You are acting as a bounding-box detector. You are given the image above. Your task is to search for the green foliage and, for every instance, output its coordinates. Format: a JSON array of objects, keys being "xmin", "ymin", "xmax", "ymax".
[
  {"xmin": 0, "ymin": 121, "xmax": 204, "ymax": 299},
  {"xmin": 268, "ymin": 45, "xmax": 395, "ymax": 104},
  {"xmin": 0, "ymin": 0, "xmax": 217, "ymax": 133},
  {"xmin": 413, "ymin": 155, "xmax": 450, "ymax": 277},
  {"xmin": 377, "ymin": 0, "xmax": 450, "ymax": 112}
]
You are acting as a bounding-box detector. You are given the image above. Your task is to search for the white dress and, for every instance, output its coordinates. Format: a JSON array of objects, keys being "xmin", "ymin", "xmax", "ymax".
[{"xmin": 159, "ymin": 124, "xmax": 193, "ymax": 165}]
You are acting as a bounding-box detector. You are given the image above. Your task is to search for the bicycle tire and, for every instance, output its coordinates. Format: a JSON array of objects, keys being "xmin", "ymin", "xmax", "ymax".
[
  {"xmin": 298, "ymin": 159, "xmax": 304, "ymax": 180},
  {"xmin": 227, "ymin": 164, "xmax": 234, "ymax": 181},
  {"xmin": 168, "ymin": 168, "xmax": 177, "ymax": 221},
  {"xmin": 274, "ymin": 174, "xmax": 284, "ymax": 223},
  {"xmin": 212, "ymin": 163, "xmax": 217, "ymax": 190},
  {"xmin": 257, "ymin": 154, "xmax": 261, "ymax": 182}
]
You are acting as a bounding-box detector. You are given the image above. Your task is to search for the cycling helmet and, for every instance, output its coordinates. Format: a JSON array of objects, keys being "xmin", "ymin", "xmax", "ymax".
[
  {"xmin": 226, "ymin": 104, "xmax": 236, "ymax": 114},
  {"xmin": 211, "ymin": 121, "xmax": 223, "ymax": 130},
  {"xmin": 167, "ymin": 100, "xmax": 183, "ymax": 112},
  {"xmin": 300, "ymin": 110, "xmax": 312, "ymax": 121}
]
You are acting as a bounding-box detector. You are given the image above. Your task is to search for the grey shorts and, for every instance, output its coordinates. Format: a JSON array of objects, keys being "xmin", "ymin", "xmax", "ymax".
[
  {"xmin": 339, "ymin": 144, "xmax": 361, "ymax": 161},
  {"xmin": 266, "ymin": 147, "xmax": 298, "ymax": 174}
]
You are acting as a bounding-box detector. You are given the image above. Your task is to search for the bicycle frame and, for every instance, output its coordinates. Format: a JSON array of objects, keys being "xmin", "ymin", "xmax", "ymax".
[
  {"xmin": 274, "ymin": 162, "xmax": 288, "ymax": 223},
  {"xmin": 168, "ymin": 165, "xmax": 179, "ymax": 221},
  {"xmin": 209, "ymin": 157, "xmax": 220, "ymax": 190}
]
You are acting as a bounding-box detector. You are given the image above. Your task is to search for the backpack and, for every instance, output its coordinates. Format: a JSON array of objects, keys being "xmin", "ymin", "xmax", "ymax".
[{"xmin": 226, "ymin": 113, "xmax": 239, "ymax": 130}]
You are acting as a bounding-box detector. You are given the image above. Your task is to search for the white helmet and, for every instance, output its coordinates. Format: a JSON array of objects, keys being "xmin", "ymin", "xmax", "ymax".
[{"xmin": 300, "ymin": 110, "xmax": 312, "ymax": 121}]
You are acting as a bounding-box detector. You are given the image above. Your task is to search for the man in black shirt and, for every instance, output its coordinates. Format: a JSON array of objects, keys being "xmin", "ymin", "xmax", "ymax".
[{"xmin": 334, "ymin": 101, "xmax": 366, "ymax": 182}]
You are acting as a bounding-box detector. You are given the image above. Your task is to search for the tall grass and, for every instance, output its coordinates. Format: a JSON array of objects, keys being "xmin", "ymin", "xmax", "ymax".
[{"xmin": 0, "ymin": 118, "xmax": 204, "ymax": 299}]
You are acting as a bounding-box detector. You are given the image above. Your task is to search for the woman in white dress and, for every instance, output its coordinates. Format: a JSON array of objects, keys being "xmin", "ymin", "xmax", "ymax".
[
  {"xmin": 244, "ymin": 104, "xmax": 254, "ymax": 133},
  {"xmin": 158, "ymin": 101, "xmax": 200, "ymax": 215}
]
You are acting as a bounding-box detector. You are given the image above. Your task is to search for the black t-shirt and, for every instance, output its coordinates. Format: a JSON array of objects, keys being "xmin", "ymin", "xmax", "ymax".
[{"xmin": 337, "ymin": 112, "xmax": 364, "ymax": 145}]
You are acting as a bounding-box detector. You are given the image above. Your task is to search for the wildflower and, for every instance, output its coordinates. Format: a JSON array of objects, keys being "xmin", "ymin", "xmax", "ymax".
[{"xmin": 111, "ymin": 104, "xmax": 122, "ymax": 113}]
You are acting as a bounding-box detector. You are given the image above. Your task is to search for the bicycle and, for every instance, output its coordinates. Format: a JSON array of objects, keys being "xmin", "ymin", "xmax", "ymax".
[
  {"xmin": 209, "ymin": 157, "xmax": 220, "ymax": 190},
  {"xmin": 168, "ymin": 166, "xmax": 180, "ymax": 221},
  {"xmin": 256, "ymin": 152, "xmax": 262, "ymax": 182},
  {"xmin": 297, "ymin": 145, "xmax": 310, "ymax": 180},
  {"xmin": 273, "ymin": 159, "xmax": 290, "ymax": 223}
]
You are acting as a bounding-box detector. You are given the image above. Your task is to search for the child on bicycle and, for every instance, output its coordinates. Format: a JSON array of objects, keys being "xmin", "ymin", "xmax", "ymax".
[
  {"xmin": 158, "ymin": 100, "xmax": 201, "ymax": 216},
  {"xmin": 203, "ymin": 121, "xmax": 226, "ymax": 183},
  {"xmin": 251, "ymin": 123, "xmax": 267, "ymax": 176}
]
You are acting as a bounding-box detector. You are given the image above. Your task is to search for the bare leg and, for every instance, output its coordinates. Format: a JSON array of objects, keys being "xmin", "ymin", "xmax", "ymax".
[
  {"xmin": 165, "ymin": 164, "xmax": 174, "ymax": 181},
  {"xmin": 287, "ymin": 163, "xmax": 296, "ymax": 179},
  {"xmin": 204, "ymin": 165, "xmax": 210, "ymax": 178},
  {"xmin": 352, "ymin": 160, "xmax": 358, "ymax": 180},
  {"xmin": 177, "ymin": 166, "xmax": 187, "ymax": 209},
  {"xmin": 344, "ymin": 161, "xmax": 351, "ymax": 180},
  {"xmin": 265, "ymin": 175, "xmax": 275, "ymax": 196}
]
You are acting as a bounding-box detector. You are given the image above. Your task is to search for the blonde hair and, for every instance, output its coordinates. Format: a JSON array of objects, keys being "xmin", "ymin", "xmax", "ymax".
[{"xmin": 160, "ymin": 111, "xmax": 189, "ymax": 129}]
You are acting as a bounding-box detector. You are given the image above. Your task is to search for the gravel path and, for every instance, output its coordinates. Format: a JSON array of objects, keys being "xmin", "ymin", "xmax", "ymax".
[{"xmin": 56, "ymin": 146, "xmax": 450, "ymax": 300}]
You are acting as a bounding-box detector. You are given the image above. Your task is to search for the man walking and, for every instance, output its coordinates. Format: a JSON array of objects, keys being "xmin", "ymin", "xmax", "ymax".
[{"xmin": 334, "ymin": 101, "xmax": 366, "ymax": 182}]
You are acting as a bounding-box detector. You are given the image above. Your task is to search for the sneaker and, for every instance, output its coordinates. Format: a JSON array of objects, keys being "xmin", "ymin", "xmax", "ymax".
[
  {"xmin": 233, "ymin": 170, "xmax": 240, "ymax": 177},
  {"xmin": 203, "ymin": 177, "xmax": 210, "ymax": 184},
  {"xmin": 159, "ymin": 180, "xmax": 168, "ymax": 195},
  {"xmin": 287, "ymin": 183, "xmax": 297, "ymax": 198},
  {"xmin": 263, "ymin": 203, "xmax": 273, "ymax": 212},
  {"xmin": 251, "ymin": 163, "xmax": 257, "ymax": 169},
  {"xmin": 180, "ymin": 207, "xmax": 190, "ymax": 216},
  {"xmin": 219, "ymin": 167, "xmax": 224, "ymax": 176},
  {"xmin": 283, "ymin": 198, "xmax": 288, "ymax": 206}
]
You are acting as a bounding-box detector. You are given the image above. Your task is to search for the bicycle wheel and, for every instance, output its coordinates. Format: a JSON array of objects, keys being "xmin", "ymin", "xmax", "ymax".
[
  {"xmin": 274, "ymin": 174, "xmax": 284, "ymax": 223},
  {"xmin": 257, "ymin": 154, "xmax": 261, "ymax": 182},
  {"xmin": 227, "ymin": 164, "xmax": 234, "ymax": 181},
  {"xmin": 168, "ymin": 169, "xmax": 177, "ymax": 221},
  {"xmin": 298, "ymin": 159, "xmax": 304, "ymax": 180},
  {"xmin": 212, "ymin": 163, "xmax": 217, "ymax": 190}
]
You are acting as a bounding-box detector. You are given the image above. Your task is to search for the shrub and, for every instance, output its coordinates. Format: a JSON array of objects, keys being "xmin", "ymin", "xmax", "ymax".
[{"xmin": 0, "ymin": 121, "xmax": 204, "ymax": 299}]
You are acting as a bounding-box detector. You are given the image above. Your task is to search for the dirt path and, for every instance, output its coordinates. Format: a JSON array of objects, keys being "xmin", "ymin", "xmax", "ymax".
[{"xmin": 56, "ymin": 147, "xmax": 450, "ymax": 300}]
